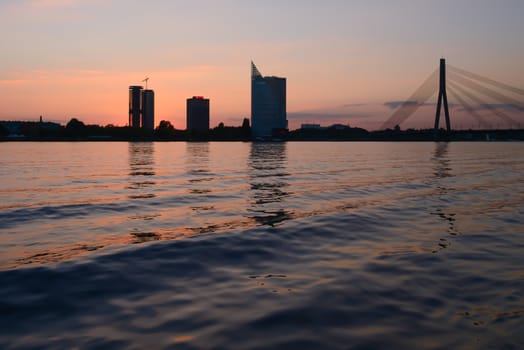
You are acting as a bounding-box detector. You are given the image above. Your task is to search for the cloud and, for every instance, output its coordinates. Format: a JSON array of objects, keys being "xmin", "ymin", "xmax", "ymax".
[
  {"xmin": 464, "ymin": 103, "xmax": 524, "ymax": 112},
  {"xmin": 288, "ymin": 111, "xmax": 371, "ymax": 121},
  {"xmin": 383, "ymin": 100, "xmax": 466, "ymax": 110},
  {"xmin": 288, "ymin": 102, "xmax": 378, "ymax": 121},
  {"xmin": 0, "ymin": 79, "xmax": 26, "ymax": 85},
  {"xmin": 384, "ymin": 101, "xmax": 419, "ymax": 109},
  {"xmin": 30, "ymin": 0, "xmax": 79, "ymax": 8},
  {"xmin": 341, "ymin": 103, "xmax": 369, "ymax": 108}
]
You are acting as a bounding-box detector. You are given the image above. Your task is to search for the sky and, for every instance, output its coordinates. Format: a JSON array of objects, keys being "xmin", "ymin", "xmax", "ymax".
[{"xmin": 0, "ymin": 0, "xmax": 523, "ymax": 130}]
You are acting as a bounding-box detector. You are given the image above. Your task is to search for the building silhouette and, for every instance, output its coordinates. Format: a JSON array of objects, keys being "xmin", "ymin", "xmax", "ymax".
[
  {"xmin": 141, "ymin": 89, "xmax": 155, "ymax": 130},
  {"xmin": 251, "ymin": 62, "xmax": 287, "ymax": 138},
  {"xmin": 129, "ymin": 86, "xmax": 143, "ymax": 127},
  {"xmin": 187, "ymin": 96, "xmax": 210, "ymax": 132},
  {"xmin": 128, "ymin": 85, "xmax": 155, "ymax": 129}
]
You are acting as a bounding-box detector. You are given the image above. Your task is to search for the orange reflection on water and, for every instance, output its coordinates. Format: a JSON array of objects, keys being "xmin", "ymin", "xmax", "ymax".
[{"xmin": 172, "ymin": 335, "xmax": 194, "ymax": 343}]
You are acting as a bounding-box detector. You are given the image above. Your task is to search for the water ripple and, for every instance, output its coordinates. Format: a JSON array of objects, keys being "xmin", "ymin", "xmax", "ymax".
[{"xmin": 0, "ymin": 142, "xmax": 523, "ymax": 349}]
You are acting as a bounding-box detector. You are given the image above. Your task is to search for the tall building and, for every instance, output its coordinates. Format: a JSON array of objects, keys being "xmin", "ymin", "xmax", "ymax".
[
  {"xmin": 251, "ymin": 62, "xmax": 287, "ymax": 138},
  {"xmin": 129, "ymin": 86, "xmax": 143, "ymax": 127},
  {"xmin": 187, "ymin": 96, "xmax": 210, "ymax": 132},
  {"xmin": 128, "ymin": 85, "xmax": 155, "ymax": 129},
  {"xmin": 141, "ymin": 89, "xmax": 155, "ymax": 130}
]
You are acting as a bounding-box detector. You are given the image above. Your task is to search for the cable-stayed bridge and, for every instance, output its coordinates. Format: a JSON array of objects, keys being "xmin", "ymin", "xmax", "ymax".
[{"xmin": 380, "ymin": 59, "xmax": 524, "ymax": 131}]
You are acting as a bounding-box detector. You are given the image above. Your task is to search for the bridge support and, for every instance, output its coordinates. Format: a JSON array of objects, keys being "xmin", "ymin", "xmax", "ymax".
[{"xmin": 435, "ymin": 58, "xmax": 451, "ymax": 132}]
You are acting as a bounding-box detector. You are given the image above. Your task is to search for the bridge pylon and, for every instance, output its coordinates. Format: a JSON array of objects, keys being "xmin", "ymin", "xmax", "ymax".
[{"xmin": 435, "ymin": 58, "xmax": 451, "ymax": 132}]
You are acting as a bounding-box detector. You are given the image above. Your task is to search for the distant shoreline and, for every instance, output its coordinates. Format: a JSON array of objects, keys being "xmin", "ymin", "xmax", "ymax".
[
  {"xmin": 2, "ymin": 119, "xmax": 524, "ymax": 142},
  {"xmin": 2, "ymin": 132, "xmax": 524, "ymax": 142}
]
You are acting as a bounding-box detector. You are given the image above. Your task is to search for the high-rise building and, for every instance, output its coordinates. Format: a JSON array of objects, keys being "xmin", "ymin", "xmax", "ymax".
[
  {"xmin": 129, "ymin": 86, "xmax": 143, "ymax": 127},
  {"xmin": 251, "ymin": 62, "xmax": 287, "ymax": 138},
  {"xmin": 141, "ymin": 89, "xmax": 155, "ymax": 130},
  {"xmin": 128, "ymin": 85, "xmax": 155, "ymax": 130},
  {"xmin": 187, "ymin": 96, "xmax": 210, "ymax": 132}
]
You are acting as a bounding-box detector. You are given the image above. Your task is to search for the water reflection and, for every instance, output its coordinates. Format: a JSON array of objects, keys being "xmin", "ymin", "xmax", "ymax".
[
  {"xmin": 127, "ymin": 142, "xmax": 160, "ymax": 242},
  {"xmin": 186, "ymin": 143, "xmax": 215, "ymax": 209},
  {"xmin": 430, "ymin": 142, "xmax": 459, "ymax": 252},
  {"xmin": 186, "ymin": 142, "xmax": 210, "ymax": 173},
  {"xmin": 247, "ymin": 143, "xmax": 292, "ymax": 226},
  {"xmin": 127, "ymin": 142, "xmax": 156, "ymax": 195},
  {"xmin": 433, "ymin": 142, "xmax": 452, "ymax": 180}
]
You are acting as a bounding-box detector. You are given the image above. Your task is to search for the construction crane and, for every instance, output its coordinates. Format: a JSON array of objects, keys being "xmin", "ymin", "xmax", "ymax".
[{"xmin": 142, "ymin": 77, "xmax": 149, "ymax": 89}]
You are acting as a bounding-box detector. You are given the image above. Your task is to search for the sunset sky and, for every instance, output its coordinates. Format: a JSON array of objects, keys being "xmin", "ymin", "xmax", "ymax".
[{"xmin": 1, "ymin": 0, "xmax": 523, "ymax": 130}]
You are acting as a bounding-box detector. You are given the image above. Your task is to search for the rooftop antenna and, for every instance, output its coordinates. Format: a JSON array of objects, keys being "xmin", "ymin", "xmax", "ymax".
[{"xmin": 142, "ymin": 77, "xmax": 149, "ymax": 90}]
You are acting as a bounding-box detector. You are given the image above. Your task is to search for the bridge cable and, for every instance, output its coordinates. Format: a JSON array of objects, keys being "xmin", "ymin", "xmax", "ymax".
[
  {"xmin": 447, "ymin": 85, "xmax": 489, "ymax": 128},
  {"xmin": 448, "ymin": 72, "xmax": 524, "ymax": 111},
  {"xmin": 380, "ymin": 68, "xmax": 438, "ymax": 130},
  {"xmin": 448, "ymin": 65, "xmax": 524, "ymax": 97},
  {"xmin": 448, "ymin": 80, "xmax": 519, "ymax": 128}
]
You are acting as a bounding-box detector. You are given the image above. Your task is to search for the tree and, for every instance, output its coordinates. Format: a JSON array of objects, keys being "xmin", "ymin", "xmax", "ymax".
[
  {"xmin": 157, "ymin": 120, "xmax": 174, "ymax": 130},
  {"xmin": 65, "ymin": 118, "xmax": 87, "ymax": 137},
  {"xmin": 155, "ymin": 120, "xmax": 176, "ymax": 139},
  {"xmin": 0, "ymin": 123, "xmax": 9, "ymax": 137},
  {"xmin": 66, "ymin": 118, "xmax": 85, "ymax": 129},
  {"xmin": 241, "ymin": 118, "xmax": 251, "ymax": 139}
]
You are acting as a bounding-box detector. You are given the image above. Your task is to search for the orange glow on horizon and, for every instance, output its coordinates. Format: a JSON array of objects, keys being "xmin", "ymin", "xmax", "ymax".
[
  {"xmin": 0, "ymin": 65, "xmax": 421, "ymax": 130},
  {"xmin": 1, "ymin": 62, "xmax": 523, "ymax": 131}
]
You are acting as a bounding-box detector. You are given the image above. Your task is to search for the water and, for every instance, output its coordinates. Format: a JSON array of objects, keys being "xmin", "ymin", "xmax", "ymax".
[{"xmin": 0, "ymin": 141, "xmax": 523, "ymax": 349}]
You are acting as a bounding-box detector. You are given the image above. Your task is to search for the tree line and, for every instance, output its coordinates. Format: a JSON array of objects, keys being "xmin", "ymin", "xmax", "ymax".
[
  {"xmin": 0, "ymin": 118, "xmax": 252, "ymax": 141},
  {"xmin": 2, "ymin": 118, "xmax": 523, "ymax": 141}
]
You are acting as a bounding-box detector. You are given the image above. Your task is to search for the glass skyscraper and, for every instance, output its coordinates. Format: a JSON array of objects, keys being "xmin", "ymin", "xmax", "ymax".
[{"xmin": 251, "ymin": 62, "xmax": 287, "ymax": 139}]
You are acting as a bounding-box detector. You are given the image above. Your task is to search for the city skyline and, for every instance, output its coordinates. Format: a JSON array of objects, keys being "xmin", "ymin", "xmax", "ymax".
[{"xmin": 1, "ymin": 0, "xmax": 523, "ymax": 130}]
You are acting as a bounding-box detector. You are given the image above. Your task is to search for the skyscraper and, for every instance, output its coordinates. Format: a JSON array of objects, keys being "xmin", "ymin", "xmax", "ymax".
[
  {"xmin": 251, "ymin": 62, "xmax": 287, "ymax": 138},
  {"xmin": 141, "ymin": 89, "xmax": 155, "ymax": 131},
  {"xmin": 129, "ymin": 86, "xmax": 143, "ymax": 127},
  {"xmin": 187, "ymin": 96, "xmax": 210, "ymax": 132},
  {"xmin": 128, "ymin": 85, "xmax": 155, "ymax": 130}
]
